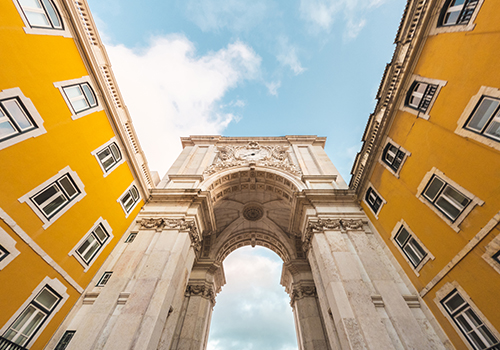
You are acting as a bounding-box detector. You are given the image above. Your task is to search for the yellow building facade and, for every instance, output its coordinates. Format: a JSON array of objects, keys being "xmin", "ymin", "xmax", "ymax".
[
  {"xmin": 0, "ymin": 0, "xmax": 152, "ymax": 348},
  {"xmin": 352, "ymin": 0, "xmax": 500, "ymax": 349}
]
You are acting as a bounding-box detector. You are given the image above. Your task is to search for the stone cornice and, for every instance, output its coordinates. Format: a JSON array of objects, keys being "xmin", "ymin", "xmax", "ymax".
[{"xmin": 349, "ymin": 0, "xmax": 437, "ymax": 193}]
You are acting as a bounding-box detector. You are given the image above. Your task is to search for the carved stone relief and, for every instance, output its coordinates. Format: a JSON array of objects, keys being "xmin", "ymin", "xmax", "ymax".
[
  {"xmin": 185, "ymin": 283, "xmax": 216, "ymax": 305},
  {"xmin": 139, "ymin": 218, "xmax": 202, "ymax": 254},
  {"xmin": 302, "ymin": 218, "xmax": 364, "ymax": 253},
  {"xmin": 290, "ymin": 285, "xmax": 317, "ymax": 306},
  {"xmin": 204, "ymin": 141, "xmax": 302, "ymax": 177}
]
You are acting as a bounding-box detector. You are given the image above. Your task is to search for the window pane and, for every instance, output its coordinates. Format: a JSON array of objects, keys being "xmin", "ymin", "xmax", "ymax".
[
  {"xmin": 42, "ymin": 194, "xmax": 67, "ymax": 216},
  {"xmin": 41, "ymin": 0, "xmax": 61, "ymax": 28},
  {"xmin": 424, "ymin": 177, "xmax": 445, "ymax": 201},
  {"xmin": 468, "ymin": 98, "xmax": 499, "ymax": 131},
  {"xmin": 444, "ymin": 10, "xmax": 461, "ymax": 25},
  {"xmin": 59, "ymin": 176, "xmax": 78, "ymax": 198},
  {"xmin": 33, "ymin": 185, "xmax": 59, "ymax": 206},
  {"xmin": 484, "ymin": 118, "xmax": 500, "ymax": 140},
  {"xmin": 131, "ymin": 186, "xmax": 139, "ymax": 200},
  {"xmin": 0, "ymin": 119, "xmax": 17, "ymax": 139},
  {"xmin": 98, "ymin": 148, "xmax": 111, "ymax": 162},
  {"xmin": 122, "ymin": 193, "xmax": 133, "ymax": 210},
  {"xmin": 110, "ymin": 143, "xmax": 121, "ymax": 161},
  {"xmin": 63, "ymin": 86, "xmax": 82, "ymax": 99},
  {"xmin": 457, "ymin": 314, "xmax": 474, "ymax": 332},
  {"xmin": 414, "ymin": 83, "xmax": 427, "ymax": 94},
  {"xmin": 35, "ymin": 289, "xmax": 59, "ymax": 310},
  {"xmin": 409, "ymin": 238, "xmax": 426, "ymax": 259},
  {"xmin": 19, "ymin": 0, "xmax": 43, "ymax": 8},
  {"xmin": 443, "ymin": 186, "xmax": 469, "ymax": 208},
  {"xmin": 77, "ymin": 236, "xmax": 94, "ymax": 256},
  {"xmin": 93, "ymin": 225, "xmax": 108, "ymax": 242},
  {"xmin": 451, "ymin": 0, "xmax": 466, "ymax": 6},
  {"xmin": 22, "ymin": 311, "xmax": 45, "ymax": 338},
  {"xmin": 403, "ymin": 245, "xmax": 421, "ymax": 266},
  {"xmin": 445, "ymin": 292, "xmax": 465, "ymax": 313},
  {"xmin": 81, "ymin": 84, "xmax": 96, "ymax": 107},
  {"xmin": 395, "ymin": 228, "xmax": 410, "ymax": 247},
  {"xmin": 436, "ymin": 197, "xmax": 461, "ymax": 219},
  {"xmin": 83, "ymin": 239, "xmax": 100, "ymax": 262},
  {"xmin": 3, "ymin": 99, "xmax": 33, "ymax": 130},
  {"xmin": 478, "ymin": 326, "xmax": 498, "ymax": 346},
  {"xmin": 25, "ymin": 11, "xmax": 51, "ymax": 27},
  {"xmin": 10, "ymin": 305, "xmax": 36, "ymax": 332}
]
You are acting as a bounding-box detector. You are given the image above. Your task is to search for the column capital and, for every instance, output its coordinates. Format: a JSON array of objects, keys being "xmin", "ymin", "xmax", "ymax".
[
  {"xmin": 302, "ymin": 218, "xmax": 365, "ymax": 253},
  {"xmin": 185, "ymin": 282, "xmax": 216, "ymax": 305},
  {"xmin": 290, "ymin": 284, "xmax": 317, "ymax": 306}
]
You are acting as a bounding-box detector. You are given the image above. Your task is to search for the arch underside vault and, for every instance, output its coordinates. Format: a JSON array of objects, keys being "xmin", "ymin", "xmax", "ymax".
[{"xmin": 52, "ymin": 138, "xmax": 452, "ymax": 350}]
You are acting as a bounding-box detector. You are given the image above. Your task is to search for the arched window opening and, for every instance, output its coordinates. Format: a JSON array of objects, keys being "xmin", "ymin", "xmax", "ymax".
[
  {"xmin": 207, "ymin": 246, "xmax": 298, "ymax": 350},
  {"xmin": 438, "ymin": 0, "xmax": 479, "ymax": 26}
]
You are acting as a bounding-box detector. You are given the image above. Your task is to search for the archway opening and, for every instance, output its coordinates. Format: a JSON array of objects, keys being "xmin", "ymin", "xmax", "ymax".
[{"xmin": 207, "ymin": 246, "xmax": 298, "ymax": 350}]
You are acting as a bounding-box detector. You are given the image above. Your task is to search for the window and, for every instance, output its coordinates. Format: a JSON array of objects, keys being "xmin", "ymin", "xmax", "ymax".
[
  {"xmin": 395, "ymin": 227, "xmax": 427, "ymax": 267},
  {"xmin": 31, "ymin": 174, "xmax": 80, "ymax": 220},
  {"xmin": 19, "ymin": 166, "xmax": 86, "ymax": 229},
  {"xmin": 91, "ymin": 138, "xmax": 125, "ymax": 176},
  {"xmin": 0, "ymin": 244, "xmax": 9, "ymax": 262},
  {"xmin": 464, "ymin": 96, "xmax": 500, "ymax": 142},
  {"xmin": 96, "ymin": 272, "xmax": 113, "ymax": 287},
  {"xmin": 493, "ymin": 251, "xmax": 500, "ymax": 265},
  {"xmin": 3, "ymin": 286, "xmax": 61, "ymax": 347},
  {"xmin": 69, "ymin": 218, "xmax": 113, "ymax": 271},
  {"xmin": 0, "ymin": 88, "xmax": 46, "ymax": 151},
  {"xmin": 76, "ymin": 223, "xmax": 109, "ymax": 265},
  {"xmin": 16, "ymin": 0, "xmax": 63, "ymax": 30},
  {"xmin": 417, "ymin": 168, "xmax": 483, "ymax": 232},
  {"xmin": 125, "ymin": 232, "xmax": 137, "ymax": 243},
  {"xmin": 423, "ymin": 176, "xmax": 470, "ymax": 222},
  {"xmin": 364, "ymin": 186, "xmax": 385, "ymax": 216},
  {"xmin": 119, "ymin": 184, "xmax": 140, "ymax": 216},
  {"xmin": 380, "ymin": 139, "xmax": 410, "ymax": 175},
  {"xmin": 54, "ymin": 330, "xmax": 75, "ymax": 350},
  {"xmin": 54, "ymin": 77, "xmax": 102, "ymax": 119},
  {"xmin": 441, "ymin": 289, "xmax": 499, "ymax": 350},
  {"xmin": 406, "ymin": 82, "xmax": 438, "ymax": 113},
  {"xmin": 439, "ymin": 0, "xmax": 480, "ymax": 26}
]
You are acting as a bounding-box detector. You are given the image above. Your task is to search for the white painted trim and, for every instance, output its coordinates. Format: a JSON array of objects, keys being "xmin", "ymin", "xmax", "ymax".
[
  {"xmin": 18, "ymin": 166, "xmax": 86, "ymax": 229},
  {"xmin": 362, "ymin": 183, "xmax": 386, "ymax": 219},
  {"xmin": 0, "ymin": 226, "xmax": 20, "ymax": 270},
  {"xmin": 390, "ymin": 219, "xmax": 435, "ymax": 276},
  {"xmin": 0, "ymin": 277, "xmax": 69, "ymax": 348},
  {"xmin": 68, "ymin": 217, "xmax": 114, "ymax": 272},
  {"xmin": 416, "ymin": 167, "xmax": 484, "ymax": 232},
  {"xmin": 434, "ymin": 281, "xmax": 500, "ymax": 350},
  {"xmin": 11, "ymin": 0, "xmax": 72, "ymax": 38},
  {"xmin": 428, "ymin": 0, "xmax": 485, "ymax": 36},
  {"xmin": 0, "ymin": 207, "xmax": 83, "ymax": 293},
  {"xmin": 90, "ymin": 137, "xmax": 126, "ymax": 177},
  {"xmin": 481, "ymin": 213, "xmax": 500, "ymax": 275},
  {"xmin": 399, "ymin": 75, "xmax": 447, "ymax": 120},
  {"xmin": 53, "ymin": 76, "xmax": 103, "ymax": 120},
  {"xmin": 0, "ymin": 87, "xmax": 47, "ymax": 151},
  {"xmin": 377, "ymin": 136, "xmax": 412, "ymax": 178},
  {"xmin": 117, "ymin": 181, "xmax": 141, "ymax": 218},
  {"xmin": 455, "ymin": 86, "xmax": 500, "ymax": 152}
]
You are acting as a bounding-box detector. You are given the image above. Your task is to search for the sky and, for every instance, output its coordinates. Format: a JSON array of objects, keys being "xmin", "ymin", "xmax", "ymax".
[{"xmin": 85, "ymin": 0, "xmax": 406, "ymax": 348}]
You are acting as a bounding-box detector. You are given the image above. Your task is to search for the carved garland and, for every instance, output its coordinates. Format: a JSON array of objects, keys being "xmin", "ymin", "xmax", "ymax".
[
  {"xmin": 290, "ymin": 285, "xmax": 317, "ymax": 306},
  {"xmin": 185, "ymin": 284, "xmax": 216, "ymax": 305},
  {"xmin": 204, "ymin": 141, "xmax": 302, "ymax": 177},
  {"xmin": 302, "ymin": 218, "xmax": 365, "ymax": 253},
  {"xmin": 139, "ymin": 218, "xmax": 202, "ymax": 254}
]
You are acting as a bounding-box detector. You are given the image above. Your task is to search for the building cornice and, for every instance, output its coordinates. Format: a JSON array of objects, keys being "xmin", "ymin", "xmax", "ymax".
[{"xmin": 60, "ymin": 0, "xmax": 153, "ymax": 196}]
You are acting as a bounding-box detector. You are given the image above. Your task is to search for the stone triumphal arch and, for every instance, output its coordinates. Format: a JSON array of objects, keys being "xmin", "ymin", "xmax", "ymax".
[{"xmin": 52, "ymin": 136, "xmax": 449, "ymax": 350}]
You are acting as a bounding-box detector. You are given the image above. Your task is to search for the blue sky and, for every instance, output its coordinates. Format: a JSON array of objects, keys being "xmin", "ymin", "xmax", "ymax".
[{"xmin": 86, "ymin": 0, "xmax": 406, "ymax": 348}]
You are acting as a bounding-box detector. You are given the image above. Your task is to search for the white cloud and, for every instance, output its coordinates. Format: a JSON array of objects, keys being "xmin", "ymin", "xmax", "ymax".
[
  {"xmin": 277, "ymin": 37, "xmax": 306, "ymax": 76},
  {"xmin": 105, "ymin": 35, "xmax": 261, "ymax": 177},
  {"xmin": 299, "ymin": 0, "xmax": 389, "ymax": 38},
  {"xmin": 266, "ymin": 81, "xmax": 281, "ymax": 96},
  {"xmin": 185, "ymin": 0, "xmax": 270, "ymax": 32}
]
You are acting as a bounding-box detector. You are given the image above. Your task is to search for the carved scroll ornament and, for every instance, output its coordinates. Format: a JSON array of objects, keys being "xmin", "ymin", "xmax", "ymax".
[
  {"xmin": 204, "ymin": 141, "xmax": 302, "ymax": 177},
  {"xmin": 301, "ymin": 218, "xmax": 365, "ymax": 253},
  {"xmin": 185, "ymin": 284, "xmax": 216, "ymax": 305},
  {"xmin": 290, "ymin": 285, "xmax": 317, "ymax": 306},
  {"xmin": 139, "ymin": 218, "xmax": 202, "ymax": 254}
]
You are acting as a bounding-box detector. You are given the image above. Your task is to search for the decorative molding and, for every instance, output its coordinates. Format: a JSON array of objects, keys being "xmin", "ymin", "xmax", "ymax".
[
  {"xmin": 139, "ymin": 218, "xmax": 201, "ymax": 254},
  {"xmin": 204, "ymin": 141, "xmax": 302, "ymax": 177},
  {"xmin": 185, "ymin": 283, "xmax": 216, "ymax": 305},
  {"xmin": 302, "ymin": 218, "xmax": 365, "ymax": 253},
  {"xmin": 290, "ymin": 285, "xmax": 317, "ymax": 306}
]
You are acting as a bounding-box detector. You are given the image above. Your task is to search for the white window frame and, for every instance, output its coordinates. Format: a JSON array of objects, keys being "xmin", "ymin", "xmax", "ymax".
[
  {"xmin": 455, "ymin": 86, "xmax": 500, "ymax": 152},
  {"xmin": 400, "ymin": 75, "xmax": 447, "ymax": 120},
  {"xmin": 0, "ymin": 226, "xmax": 21, "ymax": 270},
  {"xmin": 96, "ymin": 271, "xmax": 113, "ymax": 287},
  {"xmin": 117, "ymin": 182, "xmax": 141, "ymax": 218},
  {"xmin": 18, "ymin": 166, "xmax": 86, "ymax": 229},
  {"xmin": 429, "ymin": 0, "xmax": 484, "ymax": 35},
  {"xmin": 11, "ymin": 0, "xmax": 72, "ymax": 37},
  {"xmin": 363, "ymin": 184, "xmax": 386, "ymax": 219},
  {"xmin": 416, "ymin": 168, "xmax": 483, "ymax": 232},
  {"xmin": 91, "ymin": 137, "xmax": 125, "ymax": 177},
  {"xmin": 435, "ymin": 282, "xmax": 500, "ymax": 350},
  {"xmin": 390, "ymin": 220, "xmax": 434, "ymax": 276},
  {"xmin": 482, "ymin": 213, "xmax": 500, "ymax": 275},
  {"xmin": 54, "ymin": 77, "xmax": 102, "ymax": 120},
  {"xmin": 68, "ymin": 217, "xmax": 113, "ymax": 272},
  {"xmin": 378, "ymin": 137, "xmax": 411, "ymax": 178},
  {"xmin": 0, "ymin": 87, "xmax": 46, "ymax": 151},
  {"xmin": 0, "ymin": 277, "xmax": 69, "ymax": 349}
]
